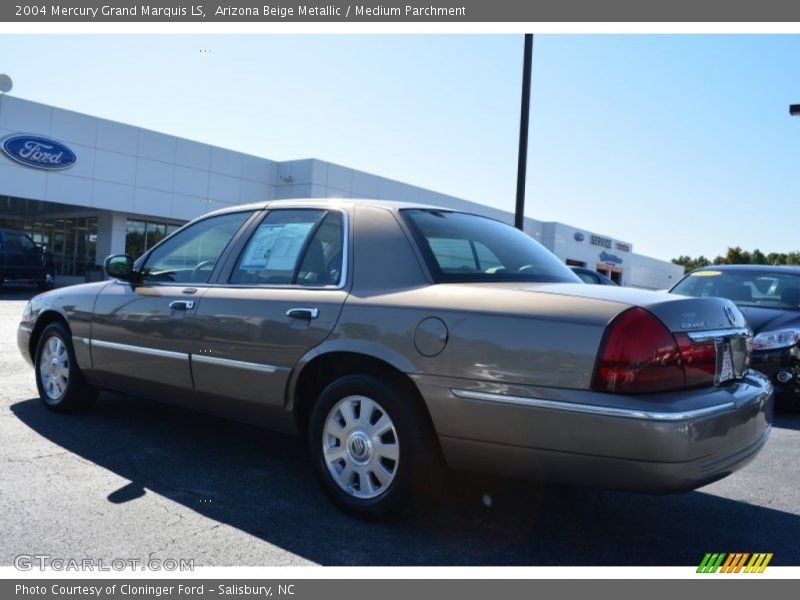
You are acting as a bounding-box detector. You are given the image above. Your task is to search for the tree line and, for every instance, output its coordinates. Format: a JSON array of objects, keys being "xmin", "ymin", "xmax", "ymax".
[{"xmin": 672, "ymin": 247, "xmax": 800, "ymax": 273}]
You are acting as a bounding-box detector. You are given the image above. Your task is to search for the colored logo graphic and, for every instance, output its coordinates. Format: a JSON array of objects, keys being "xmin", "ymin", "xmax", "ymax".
[
  {"xmin": 697, "ymin": 552, "xmax": 773, "ymax": 573},
  {"xmin": 599, "ymin": 251, "xmax": 623, "ymax": 265},
  {"xmin": 1, "ymin": 134, "xmax": 77, "ymax": 170}
]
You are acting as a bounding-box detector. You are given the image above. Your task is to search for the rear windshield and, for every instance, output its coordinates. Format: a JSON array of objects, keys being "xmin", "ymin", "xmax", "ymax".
[
  {"xmin": 671, "ymin": 269, "xmax": 800, "ymax": 310},
  {"xmin": 401, "ymin": 209, "xmax": 579, "ymax": 283}
]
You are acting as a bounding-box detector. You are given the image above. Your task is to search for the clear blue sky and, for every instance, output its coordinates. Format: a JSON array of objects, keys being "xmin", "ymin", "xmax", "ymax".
[{"xmin": 1, "ymin": 34, "xmax": 799, "ymax": 261}]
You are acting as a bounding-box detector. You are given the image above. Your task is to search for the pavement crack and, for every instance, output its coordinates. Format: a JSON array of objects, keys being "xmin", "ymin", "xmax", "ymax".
[
  {"xmin": 3, "ymin": 450, "xmax": 69, "ymax": 463},
  {"xmin": 147, "ymin": 522, "xmax": 223, "ymax": 559}
]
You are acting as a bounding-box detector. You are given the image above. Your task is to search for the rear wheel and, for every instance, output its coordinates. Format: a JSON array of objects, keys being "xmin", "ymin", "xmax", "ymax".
[
  {"xmin": 308, "ymin": 374, "xmax": 442, "ymax": 519},
  {"xmin": 35, "ymin": 322, "xmax": 97, "ymax": 412}
]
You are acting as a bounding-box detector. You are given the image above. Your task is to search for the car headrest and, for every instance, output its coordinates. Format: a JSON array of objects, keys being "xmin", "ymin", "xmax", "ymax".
[
  {"xmin": 781, "ymin": 286, "xmax": 800, "ymax": 308},
  {"xmin": 716, "ymin": 280, "xmax": 753, "ymax": 302}
]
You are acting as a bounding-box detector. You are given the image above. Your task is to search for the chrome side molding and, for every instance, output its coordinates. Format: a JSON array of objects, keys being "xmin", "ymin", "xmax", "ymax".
[
  {"xmin": 90, "ymin": 339, "xmax": 188, "ymax": 360},
  {"xmin": 88, "ymin": 339, "xmax": 280, "ymax": 374},
  {"xmin": 191, "ymin": 354, "xmax": 278, "ymax": 374},
  {"xmin": 450, "ymin": 388, "xmax": 736, "ymax": 421}
]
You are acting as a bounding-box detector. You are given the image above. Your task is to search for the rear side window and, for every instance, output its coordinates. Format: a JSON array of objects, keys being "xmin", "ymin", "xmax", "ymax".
[
  {"xmin": 231, "ymin": 209, "xmax": 344, "ymax": 286},
  {"xmin": 402, "ymin": 209, "xmax": 579, "ymax": 283},
  {"xmin": 3, "ymin": 233, "xmax": 22, "ymax": 250}
]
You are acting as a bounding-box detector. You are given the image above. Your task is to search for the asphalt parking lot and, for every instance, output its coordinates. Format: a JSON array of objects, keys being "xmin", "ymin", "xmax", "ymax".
[{"xmin": 1, "ymin": 286, "xmax": 799, "ymax": 567}]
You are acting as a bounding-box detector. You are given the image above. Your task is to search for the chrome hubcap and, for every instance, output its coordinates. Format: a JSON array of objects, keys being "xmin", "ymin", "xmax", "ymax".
[
  {"xmin": 347, "ymin": 431, "xmax": 372, "ymax": 463},
  {"xmin": 322, "ymin": 395, "xmax": 399, "ymax": 500},
  {"xmin": 39, "ymin": 336, "xmax": 69, "ymax": 403}
]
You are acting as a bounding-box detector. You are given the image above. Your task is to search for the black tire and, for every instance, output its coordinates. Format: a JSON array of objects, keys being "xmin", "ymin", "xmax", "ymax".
[
  {"xmin": 38, "ymin": 267, "xmax": 55, "ymax": 292},
  {"xmin": 308, "ymin": 374, "xmax": 443, "ymax": 519},
  {"xmin": 34, "ymin": 322, "xmax": 98, "ymax": 413}
]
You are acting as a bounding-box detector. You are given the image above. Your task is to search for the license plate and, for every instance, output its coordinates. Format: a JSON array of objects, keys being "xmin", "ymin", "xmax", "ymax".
[{"xmin": 719, "ymin": 343, "xmax": 734, "ymax": 383}]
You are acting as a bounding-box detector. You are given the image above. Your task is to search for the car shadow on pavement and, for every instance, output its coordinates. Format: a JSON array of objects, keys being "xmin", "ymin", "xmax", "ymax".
[
  {"xmin": 11, "ymin": 393, "xmax": 800, "ymax": 566},
  {"xmin": 773, "ymin": 413, "xmax": 800, "ymax": 432},
  {"xmin": 0, "ymin": 287, "xmax": 39, "ymax": 301}
]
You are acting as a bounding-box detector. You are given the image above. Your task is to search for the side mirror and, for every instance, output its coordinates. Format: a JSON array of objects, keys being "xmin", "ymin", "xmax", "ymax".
[{"xmin": 104, "ymin": 254, "xmax": 138, "ymax": 282}]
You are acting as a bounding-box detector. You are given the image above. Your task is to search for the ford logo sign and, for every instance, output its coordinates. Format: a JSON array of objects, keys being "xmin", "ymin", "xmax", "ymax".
[
  {"xmin": 599, "ymin": 251, "xmax": 624, "ymax": 265},
  {"xmin": 574, "ymin": 232, "xmax": 585, "ymax": 242},
  {"xmin": 1, "ymin": 134, "xmax": 77, "ymax": 171}
]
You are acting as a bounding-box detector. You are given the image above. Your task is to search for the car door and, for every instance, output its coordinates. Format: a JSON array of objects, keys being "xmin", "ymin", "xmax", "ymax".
[
  {"xmin": 189, "ymin": 208, "xmax": 350, "ymax": 428},
  {"xmin": 0, "ymin": 232, "xmax": 6, "ymax": 277},
  {"xmin": 90, "ymin": 210, "xmax": 256, "ymax": 399},
  {"xmin": 17, "ymin": 233, "xmax": 43, "ymax": 279},
  {"xmin": 2, "ymin": 232, "xmax": 30, "ymax": 279}
]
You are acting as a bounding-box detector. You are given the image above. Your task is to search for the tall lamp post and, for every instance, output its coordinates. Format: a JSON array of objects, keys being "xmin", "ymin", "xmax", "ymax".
[
  {"xmin": 514, "ymin": 34, "xmax": 534, "ymax": 231},
  {"xmin": 0, "ymin": 74, "xmax": 13, "ymax": 119}
]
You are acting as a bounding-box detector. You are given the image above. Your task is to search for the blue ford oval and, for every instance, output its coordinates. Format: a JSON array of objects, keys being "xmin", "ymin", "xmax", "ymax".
[{"xmin": 1, "ymin": 134, "xmax": 77, "ymax": 170}]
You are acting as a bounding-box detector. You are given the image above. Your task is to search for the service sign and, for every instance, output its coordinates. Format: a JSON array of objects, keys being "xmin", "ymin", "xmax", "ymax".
[{"xmin": 1, "ymin": 134, "xmax": 77, "ymax": 170}]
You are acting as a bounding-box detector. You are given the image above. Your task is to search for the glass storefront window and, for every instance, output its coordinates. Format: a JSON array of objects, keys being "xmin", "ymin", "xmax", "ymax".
[
  {"xmin": 145, "ymin": 221, "xmax": 167, "ymax": 251},
  {"xmin": 0, "ymin": 216, "xmax": 98, "ymax": 277},
  {"xmin": 125, "ymin": 220, "xmax": 146, "ymax": 258},
  {"xmin": 126, "ymin": 218, "xmax": 183, "ymax": 259}
]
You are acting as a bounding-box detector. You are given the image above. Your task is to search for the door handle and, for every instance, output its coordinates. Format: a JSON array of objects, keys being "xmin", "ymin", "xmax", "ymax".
[
  {"xmin": 169, "ymin": 300, "xmax": 195, "ymax": 311},
  {"xmin": 286, "ymin": 307, "xmax": 319, "ymax": 320}
]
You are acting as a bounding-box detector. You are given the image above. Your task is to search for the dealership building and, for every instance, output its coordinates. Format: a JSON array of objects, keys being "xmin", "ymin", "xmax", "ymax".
[{"xmin": 0, "ymin": 95, "xmax": 683, "ymax": 289}]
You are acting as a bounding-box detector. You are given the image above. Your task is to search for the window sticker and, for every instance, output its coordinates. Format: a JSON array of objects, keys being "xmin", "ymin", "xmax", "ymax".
[{"xmin": 240, "ymin": 222, "xmax": 315, "ymax": 271}]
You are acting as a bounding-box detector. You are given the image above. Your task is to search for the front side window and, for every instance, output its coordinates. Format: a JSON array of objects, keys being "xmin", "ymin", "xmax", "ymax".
[
  {"xmin": 141, "ymin": 211, "xmax": 252, "ymax": 283},
  {"xmin": 575, "ymin": 270, "xmax": 600, "ymax": 284},
  {"xmin": 19, "ymin": 234, "xmax": 36, "ymax": 252},
  {"xmin": 231, "ymin": 209, "xmax": 344, "ymax": 286},
  {"xmin": 402, "ymin": 209, "xmax": 579, "ymax": 283}
]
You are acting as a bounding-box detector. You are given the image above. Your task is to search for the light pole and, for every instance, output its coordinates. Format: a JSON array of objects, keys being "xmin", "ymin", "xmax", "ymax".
[
  {"xmin": 791, "ymin": 104, "xmax": 800, "ymax": 116},
  {"xmin": 0, "ymin": 74, "xmax": 12, "ymax": 123},
  {"xmin": 514, "ymin": 34, "xmax": 534, "ymax": 231}
]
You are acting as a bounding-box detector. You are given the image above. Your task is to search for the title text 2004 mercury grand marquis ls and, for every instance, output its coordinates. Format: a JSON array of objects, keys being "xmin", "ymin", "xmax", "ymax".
[{"xmin": 18, "ymin": 200, "xmax": 773, "ymax": 517}]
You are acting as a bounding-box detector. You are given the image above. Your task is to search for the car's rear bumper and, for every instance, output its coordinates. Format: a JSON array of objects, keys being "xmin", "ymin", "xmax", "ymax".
[{"xmin": 413, "ymin": 370, "xmax": 773, "ymax": 493}]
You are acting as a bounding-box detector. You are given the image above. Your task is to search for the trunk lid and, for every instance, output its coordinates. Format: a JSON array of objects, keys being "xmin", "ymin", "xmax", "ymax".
[{"xmin": 516, "ymin": 283, "xmax": 753, "ymax": 386}]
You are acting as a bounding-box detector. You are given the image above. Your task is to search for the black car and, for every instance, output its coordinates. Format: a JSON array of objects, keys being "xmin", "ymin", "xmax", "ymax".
[
  {"xmin": 0, "ymin": 229, "xmax": 56, "ymax": 291},
  {"xmin": 570, "ymin": 266, "xmax": 618, "ymax": 285},
  {"xmin": 671, "ymin": 264, "xmax": 800, "ymax": 404}
]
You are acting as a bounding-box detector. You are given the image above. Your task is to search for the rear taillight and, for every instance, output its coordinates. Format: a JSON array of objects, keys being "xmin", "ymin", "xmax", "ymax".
[
  {"xmin": 674, "ymin": 333, "xmax": 717, "ymax": 388},
  {"xmin": 593, "ymin": 308, "xmax": 683, "ymax": 394},
  {"xmin": 592, "ymin": 307, "xmax": 717, "ymax": 394}
]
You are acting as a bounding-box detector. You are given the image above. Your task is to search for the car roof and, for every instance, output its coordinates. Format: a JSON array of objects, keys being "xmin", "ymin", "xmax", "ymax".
[
  {"xmin": 202, "ymin": 198, "xmax": 483, "ymax": 219},
  {"xmin": 692, "ymin": 264, "xmax": 800, "ymax": 275}
]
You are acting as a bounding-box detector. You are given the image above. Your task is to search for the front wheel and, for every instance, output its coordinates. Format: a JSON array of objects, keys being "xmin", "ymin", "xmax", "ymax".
[
  {"xmin": 308, "ymin": 374, "xmax": 442, "ymax": 519},
  {"xmin": 38, "ymin": 267, "xmax": 55, "ymax": 291},
  {"xmin": 35, "ymin": 322, "xmax": 98, "ymax": 412}
]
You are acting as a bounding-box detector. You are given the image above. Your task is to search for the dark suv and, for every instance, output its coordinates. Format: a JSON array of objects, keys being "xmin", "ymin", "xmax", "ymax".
[{"xmin": 0, "ymin": 229, "xmax": 56, "ymax": 291}]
